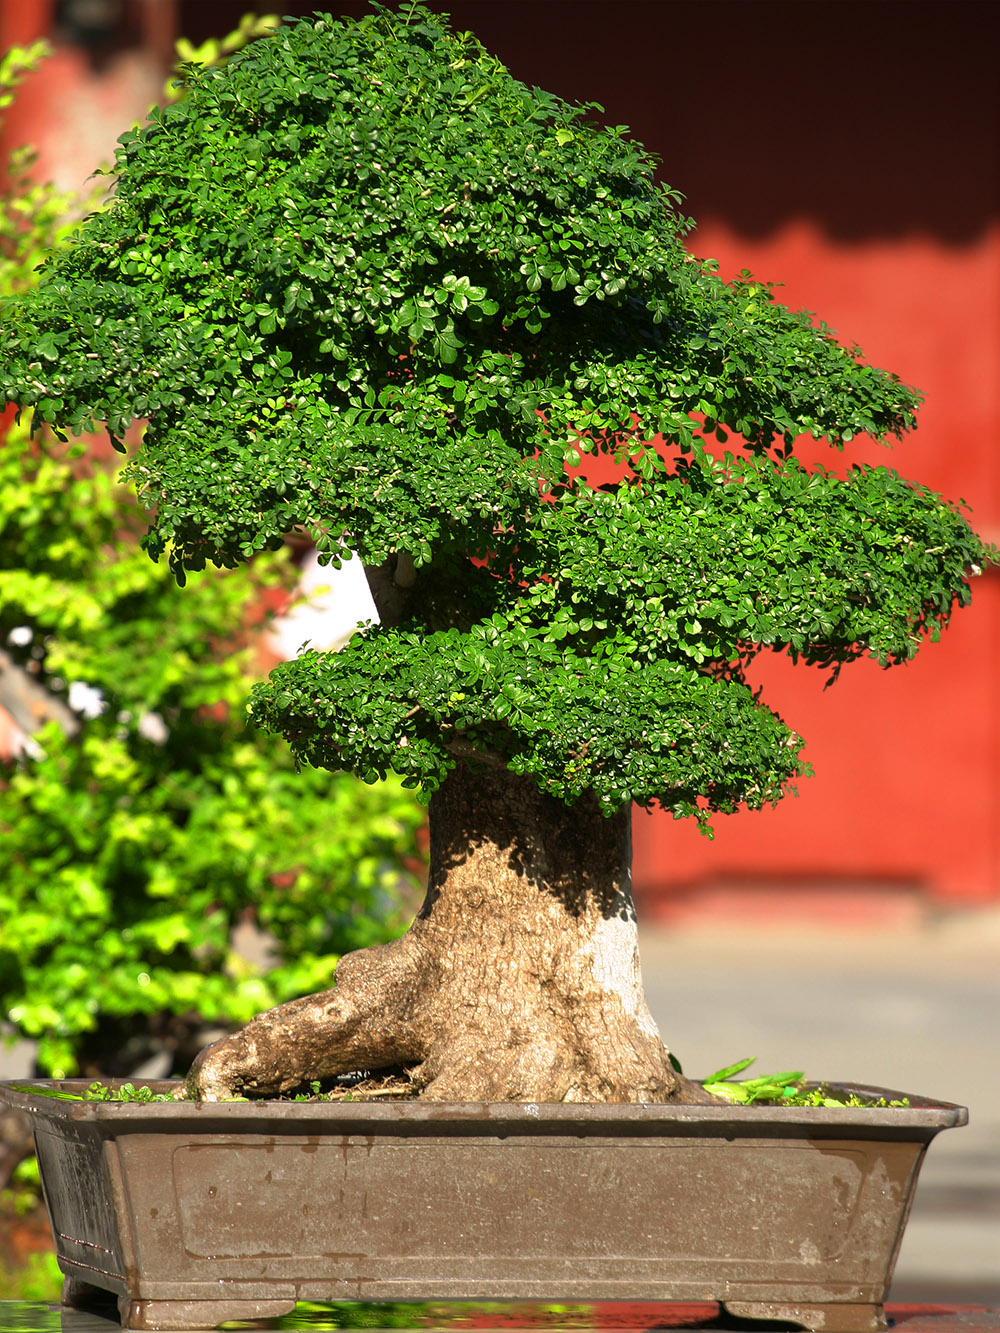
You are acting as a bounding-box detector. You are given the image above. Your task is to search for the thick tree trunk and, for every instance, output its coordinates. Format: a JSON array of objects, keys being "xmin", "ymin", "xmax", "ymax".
[{"xmin": 187, "ymin": 764, "xmax": 712, "ymax": 1104}]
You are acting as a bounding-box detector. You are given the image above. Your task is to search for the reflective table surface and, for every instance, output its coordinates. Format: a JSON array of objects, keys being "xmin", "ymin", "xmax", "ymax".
[{"xmin": 2, "ymin": 1303, "xmax": 999, "ymax": 1333}]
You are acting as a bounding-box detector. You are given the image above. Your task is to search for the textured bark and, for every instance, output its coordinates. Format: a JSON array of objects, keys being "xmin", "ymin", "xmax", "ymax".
[{"xmin": 187, "ymin": 764, "xmax": 713, "ymax": 1104}]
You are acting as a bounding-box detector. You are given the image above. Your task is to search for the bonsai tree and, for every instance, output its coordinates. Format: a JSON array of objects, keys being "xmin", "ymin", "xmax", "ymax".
[{"xmin": 1, "ymin": 6, "xmax": 990, "ymax": 1105}]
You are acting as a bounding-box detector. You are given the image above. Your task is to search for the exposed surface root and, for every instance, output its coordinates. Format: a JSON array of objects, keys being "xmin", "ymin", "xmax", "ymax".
[{"xmin": 186, "ymin": 914, "xmax": 715, "ymax": 1106}]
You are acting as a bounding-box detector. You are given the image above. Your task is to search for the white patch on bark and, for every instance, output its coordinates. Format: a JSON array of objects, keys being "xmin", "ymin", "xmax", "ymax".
[{"xmin": 585, "ymin": 914, "xmax": 661, "ymax": 1038}]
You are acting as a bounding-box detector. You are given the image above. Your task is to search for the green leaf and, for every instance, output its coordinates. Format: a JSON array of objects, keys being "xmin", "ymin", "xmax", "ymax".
[{"xmin": 703, "ymin": 1056, "xmax": 757, "ymax": 1083}]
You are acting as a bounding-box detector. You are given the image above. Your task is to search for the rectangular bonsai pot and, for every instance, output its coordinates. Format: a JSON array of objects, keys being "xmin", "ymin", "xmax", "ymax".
[{"xmin": 0, "ymin": 1079, "xmax": 966, "ymax": 1333}]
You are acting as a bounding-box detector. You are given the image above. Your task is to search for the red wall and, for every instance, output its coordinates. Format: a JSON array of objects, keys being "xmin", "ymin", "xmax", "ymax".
[{"xmin": 6, "ymin": 1, "xmax": 999, "ymax": 911}]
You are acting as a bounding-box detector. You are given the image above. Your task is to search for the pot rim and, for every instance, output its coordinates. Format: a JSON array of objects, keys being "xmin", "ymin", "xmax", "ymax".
[{"xmin": 0, "ymin": 1077, "xmax": 969, "ymax": 1132}]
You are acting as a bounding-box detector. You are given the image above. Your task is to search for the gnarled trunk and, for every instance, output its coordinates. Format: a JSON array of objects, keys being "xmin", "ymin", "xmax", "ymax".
[{"xmin": 187, "ymin": 764, "xmax": 711, "ymax": 1104}]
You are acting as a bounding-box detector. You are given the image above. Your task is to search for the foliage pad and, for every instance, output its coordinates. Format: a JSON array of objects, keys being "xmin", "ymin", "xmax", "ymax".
[{"xmin": 1, "ymin": 6, "xmax": 990, "ymax": 824}]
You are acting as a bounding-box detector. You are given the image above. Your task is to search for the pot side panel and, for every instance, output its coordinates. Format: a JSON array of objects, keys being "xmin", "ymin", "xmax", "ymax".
[
  {"xmin": 34, "ymin": 1127, "xmax": 127, "ymax": 1282},
  {"xmin": 156, "ymin": 1135, "xmax": 912, "ymax": 1288}
]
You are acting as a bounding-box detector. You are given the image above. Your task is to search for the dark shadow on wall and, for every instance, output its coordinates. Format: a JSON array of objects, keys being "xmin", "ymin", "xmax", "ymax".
[{"xmin": 180, "ymin": 0, "xmax": 999, "ymax": 246}]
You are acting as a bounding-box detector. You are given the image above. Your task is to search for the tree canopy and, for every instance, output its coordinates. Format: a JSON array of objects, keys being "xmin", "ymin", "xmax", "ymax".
[{"xmin": 1, "ymin": 5, "xmax": 990, "ymax": 825}]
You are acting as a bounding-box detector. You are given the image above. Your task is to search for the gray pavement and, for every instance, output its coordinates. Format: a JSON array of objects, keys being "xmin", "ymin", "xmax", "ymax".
[{"xmin": 637, "ymin": 911, "xmax": 1000, "ymax": 1304}]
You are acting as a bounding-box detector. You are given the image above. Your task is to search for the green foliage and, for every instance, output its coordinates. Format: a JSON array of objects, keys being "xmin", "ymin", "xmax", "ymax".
[
  {"xmin": 6, "ymin": 1081, "xmax": 175, "ymax": 1102},
  {"xmin": 701, "ymin": 1056, "xmax": 801, "ymax": 1103},
  {"xmin": 0, "ymin": 422, "xmax": 424, "ymax": 1077},
  {"xmin": 0, "ymin": 1249, "xmax": 63, "ymax": 1302},
  {"xmin": 83, "ymin": 1081, "xmax": 174, "ymax": 1102},
  {"xmin": 700, "ymin": 1058, "xmax": 909, "ymax": 1108},
  {"xmin": 0, "ymin": 53, "xmax": 425, "ymax": 1077},
  {"xmin": 0, "ymin": 43, "xmax": 89, "ymax": 289},
  {"xmin": 0, "ymin": 1154, "xmax": 43, "ymax": 1216},
  {"xmin": 167, "ymin": 11, "xmax": 281, "ymax": 101},
  {"xmin": 0, "ymin": 6, "xmax": 991, "ymax": 825}
]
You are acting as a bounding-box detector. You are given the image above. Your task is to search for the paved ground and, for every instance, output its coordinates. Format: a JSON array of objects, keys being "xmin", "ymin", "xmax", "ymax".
[{"xmin": 637, "ymin": 910, "xmax": 1000, "ymax": 1305}]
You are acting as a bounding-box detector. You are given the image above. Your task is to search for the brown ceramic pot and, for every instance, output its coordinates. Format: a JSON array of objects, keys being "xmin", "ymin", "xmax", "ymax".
[{"xmin": 0, "ymin": 1079, "xmax": 966, "ymax": 1333}]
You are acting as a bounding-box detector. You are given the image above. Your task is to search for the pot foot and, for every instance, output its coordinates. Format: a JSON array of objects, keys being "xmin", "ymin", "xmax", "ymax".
[
  {"xmin": 117, "ymin": 1297, "xmax": 298, "ymax": 1330},
  {"xmin": 721, "ymin": 1301, "xmax": 887, "ymax": 1332}
]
